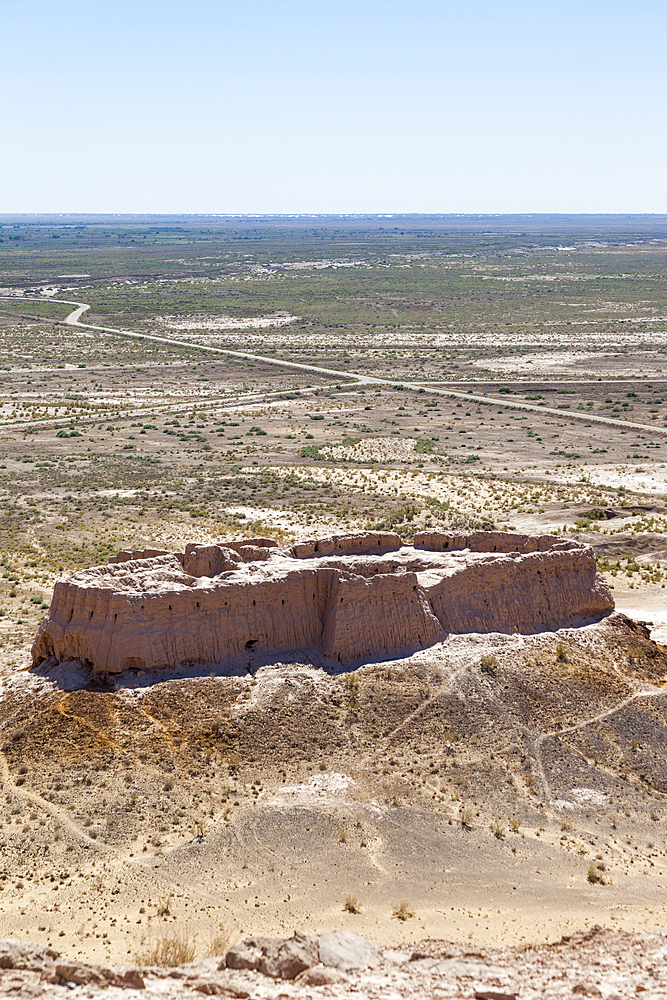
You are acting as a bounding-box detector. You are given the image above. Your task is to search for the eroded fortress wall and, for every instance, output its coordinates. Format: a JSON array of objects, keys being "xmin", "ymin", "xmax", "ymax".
[{"xmin": 32, "ymin": 531, "xmax": 613, "ymax": 675}]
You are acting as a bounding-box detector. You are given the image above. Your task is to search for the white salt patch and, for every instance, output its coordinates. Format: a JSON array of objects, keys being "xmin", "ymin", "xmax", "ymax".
[
  {"xmin": 571, "ymin": 788, "xmax": 608, "ymax": 807},
  {"xmin": 273, "ymin": 772, "xmax": 356, "ymax": 801},
  {"xmin": 323, "ymin": 437, "xmax": 420, "ymax": 463},
  {"xmin": 158, "ymin": 313, "xmax": 299, "ymax": 331}
]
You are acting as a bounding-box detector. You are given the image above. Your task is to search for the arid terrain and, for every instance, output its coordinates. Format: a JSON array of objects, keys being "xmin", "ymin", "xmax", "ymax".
[{"xmin": 2, "ymin": 215, "xmax": 667, "ymax": 990}]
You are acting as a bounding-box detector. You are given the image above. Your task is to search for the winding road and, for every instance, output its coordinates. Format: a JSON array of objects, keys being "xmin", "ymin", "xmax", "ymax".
[{"xmin": 1, "ymin": 295, "xmax": 667, "ymax": 438}]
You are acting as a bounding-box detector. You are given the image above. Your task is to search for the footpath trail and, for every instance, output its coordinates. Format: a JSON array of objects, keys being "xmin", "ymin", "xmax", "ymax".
[
  {"xmin": 0, "ymin": 380, "xmax": 332, "ymax": 432},
  {"xmin": 533, "ymin": 684, "xmax": 667, "ymax": 802},
  {"xmin": 2, "ymin": 295, "xmax": 667, "ymax": 439},
  {"xmin": 0, "ymin": 742, "xmax": 112, "ymax": 852}
]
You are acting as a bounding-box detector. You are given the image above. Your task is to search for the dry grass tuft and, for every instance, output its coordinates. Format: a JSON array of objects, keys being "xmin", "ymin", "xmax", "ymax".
[
  {"xmin": 205, "ymin": 929, "xmax": 229, "ymax": 957},
  {"xmin": 587, "ymin": 862, "xmax": 607, "ymax": 885},
  {"xmin": 136, "ymin": 928, "xmax": 196, "ymax": 967},
  {"xmin": 392, "ymin": 900, "xmax": 415, "ymax": 921},
  {"xmin": 491, "ymin": 819, "xmax": 506, "ymax": 839},
  {"xmin": 459, "ymin": 804, "xmax": 474, "ymax": 829}
]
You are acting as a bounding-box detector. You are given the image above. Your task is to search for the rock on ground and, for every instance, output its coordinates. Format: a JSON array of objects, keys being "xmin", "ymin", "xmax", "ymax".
[{"xmin": 3, "ymin": 926, "xmax": 667, "ymax": 998}]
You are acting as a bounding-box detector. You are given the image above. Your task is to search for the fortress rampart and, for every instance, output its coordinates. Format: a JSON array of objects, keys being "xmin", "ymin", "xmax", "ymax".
[{"xmin": 31, "ymin": 531, "xmax": 614, "ymax": 675}]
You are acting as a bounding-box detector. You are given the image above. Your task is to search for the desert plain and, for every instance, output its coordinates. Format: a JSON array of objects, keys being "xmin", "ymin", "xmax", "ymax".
[{"xmin": 2, "ymin": 215, "xmax": 667, "ymax": 995}]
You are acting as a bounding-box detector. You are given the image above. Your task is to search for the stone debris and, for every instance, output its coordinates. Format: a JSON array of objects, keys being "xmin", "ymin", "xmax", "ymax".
[
  {"xmin": 317, "ymin": 929, "xmax": 384, "ymax": 972},
  {"xmin": 32, "ymin": 530, "xmax": 613, "ymax": 676},
  {"xmin": 295, "ymin": 964, "xmax": 349, "ymax": 985},
  {"xmin": 0, "ymin": 939, "xmax": 59, "ymax": 975},
  {"xmin": 53, "ymin": 961, "xmax": 145, "ymax": 989},
  {"xmin": 225, "ymin": 929, "xmax": 381, "ymax": 979},
  {"xmin": 0, "ymin": 938, "xmax": 145, "ymax": 990},
  {"xmin": 3, "ymin": 927, "xmax": 667, "ymax": 998}
]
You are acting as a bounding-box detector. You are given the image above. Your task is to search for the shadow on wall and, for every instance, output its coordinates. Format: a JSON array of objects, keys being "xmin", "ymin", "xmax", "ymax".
[{"xmin": 29, "ymin": 530, "xmax": 614, "ymax": 691}]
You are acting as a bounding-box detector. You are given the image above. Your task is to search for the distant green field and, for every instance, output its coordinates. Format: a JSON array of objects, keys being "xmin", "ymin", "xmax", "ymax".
[
  {"xmin": 1, "ymin": 215, "xmax": 666, "ymax": 356},
  {"xmin": 0, "ymin": 214, "xmax": 666, "ymax": 594}
]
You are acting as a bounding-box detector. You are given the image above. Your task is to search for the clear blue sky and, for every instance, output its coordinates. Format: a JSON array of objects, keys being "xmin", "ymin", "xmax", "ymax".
[{"xmin": 2, "ymin": 0, "xmax": 665, "ymax": 213}]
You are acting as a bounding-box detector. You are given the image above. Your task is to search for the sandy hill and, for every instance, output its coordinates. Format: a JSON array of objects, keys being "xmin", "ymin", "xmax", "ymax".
[{"xmin": 0, "ymin": 532, "xmax": 665, "ymax": 971}]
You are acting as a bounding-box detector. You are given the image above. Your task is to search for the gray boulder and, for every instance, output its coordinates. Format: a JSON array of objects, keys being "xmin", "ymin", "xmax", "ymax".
[
  {"xmin": 226, "ymin": 932, "xmax": 319, "ymax": 980},
  {"xmin": 0, "ymin": 939, "xmax": 58, "ymax": 974},
  {"xmin": 318, "ymin": 930, "xmax": 383, "ymax": 972},
  {"xmin": 258, "ymin": 931, "xmax": 319, "ymax": 980},
  {"xmin": 224, "ymin": 940, "xmax": 264, "ymax": 972},
  {"xmin": 225, "ymin": 929, "xmax": 383, "ymax": 980},
  {"xmin": 296, "ymin": 965, "xmax": 349, "ymax": 986},
  {"xmin": 55, "ymin": 961, "xmax": 145, "ymax": 989}
]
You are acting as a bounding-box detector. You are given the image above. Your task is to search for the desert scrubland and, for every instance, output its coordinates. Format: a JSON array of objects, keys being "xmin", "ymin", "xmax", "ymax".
[{"xmin": 2, "ymin": 215, "xmax": 667, "ymax": 993}]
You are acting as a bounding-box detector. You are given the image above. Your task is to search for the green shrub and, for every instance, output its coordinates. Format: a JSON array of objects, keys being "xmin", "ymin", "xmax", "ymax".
[
  {"xmin": 343, "ymin": 672, "xmax": 360, "ymax": 709},
  {"xmin": 414, "ymin": 438, "xmax": 435, "ymax": 454},
  {"xmin": 480, "ymin": 654, "xmax": 498, "ymax": 674}
]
